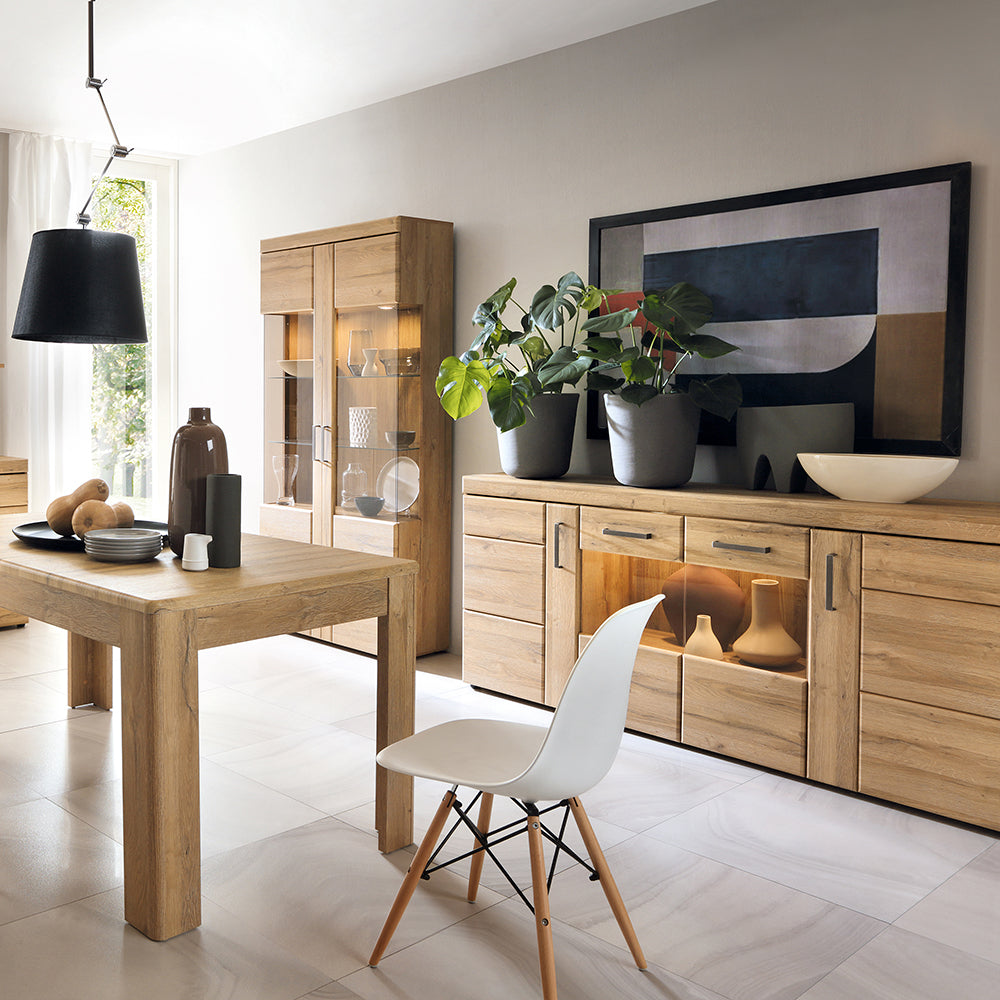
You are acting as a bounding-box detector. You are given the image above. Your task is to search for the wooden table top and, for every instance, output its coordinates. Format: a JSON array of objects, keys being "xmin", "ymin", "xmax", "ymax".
[{"xmin": 0, "ymin": 513, "xmax": 416, "ymax": 615}]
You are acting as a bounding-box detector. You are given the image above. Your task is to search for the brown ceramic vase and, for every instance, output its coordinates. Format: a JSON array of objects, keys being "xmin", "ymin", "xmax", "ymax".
[
  {"xmin": 167, "ymin": 407, "xmax": 229, "ymax": 555},
  {"xmin": 661, "ymin": 564, "xmax": 747, "ymax": 648}
]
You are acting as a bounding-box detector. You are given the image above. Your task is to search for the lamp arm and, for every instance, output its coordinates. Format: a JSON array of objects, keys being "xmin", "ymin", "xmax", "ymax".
[{"xmin": 78, "ymin": 0, "xmax": 132, "ymax": 228}]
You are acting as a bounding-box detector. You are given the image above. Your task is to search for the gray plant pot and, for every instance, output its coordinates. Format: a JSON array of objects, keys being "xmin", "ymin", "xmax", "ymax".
[
  {"xmin": 736, "ymin": 403, "xmax": 855, "ymax": 492},
  {"xmin": 496, "ymin": 392, "xmax": 579, "ymax": 479},
  {"xmin": 604, "ymin": 392, "xmax": 700, "ymax": 488}
]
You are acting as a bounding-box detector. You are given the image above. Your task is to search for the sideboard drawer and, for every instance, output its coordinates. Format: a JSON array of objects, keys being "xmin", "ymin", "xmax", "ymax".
[
  {"xmin": 463, "ymin": 535, "xmax": 545, "ymax": 623},
  {"xmin": 863, "ymin": 534, "xmax": 1000, "ymax": 606},
  {"xmin": 579, "ymin": 506, "xmax": 683, "ymax": 560},
  {"xmin": 685, "ymin": 517, "xmax": 810, "ymax": 579},
  {"xmin": 464, "ymin": 495, "xmax": 546, "ymax": 544},
  {"xmin": 862, "ymin": 590, "xmax": 1000, "ymax": 720},
  {"xmin": 860, "ymin": 692, "xmax": 1000, "ymax": 829},
  {"xmin": 682, "ymin": 656, "xmax": 807, "ymax": 775},
  {"xmin": 464, "ymin": 610, "xmax": 544, "ymax": 701}
]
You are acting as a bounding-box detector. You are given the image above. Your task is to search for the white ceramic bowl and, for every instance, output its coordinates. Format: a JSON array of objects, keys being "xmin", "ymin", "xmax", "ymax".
[{"xmin": 797, "ymin": 453, "xmax": 959, "ymax": 503}]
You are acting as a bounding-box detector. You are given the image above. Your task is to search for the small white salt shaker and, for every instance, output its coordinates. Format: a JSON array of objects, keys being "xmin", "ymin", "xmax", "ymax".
[{"xmin": 181, "ymin": 533, "xmax": 212, "ymax": 571}]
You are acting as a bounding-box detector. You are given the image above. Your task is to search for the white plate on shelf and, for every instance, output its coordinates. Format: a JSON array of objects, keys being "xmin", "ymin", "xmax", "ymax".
[
  {"xmin": 277, "ymin": 359, "xmax": 313, "ymax": 377},
  {"xmin": 377, "ymin": 457, "xmax": 419, "ymax": 513}
]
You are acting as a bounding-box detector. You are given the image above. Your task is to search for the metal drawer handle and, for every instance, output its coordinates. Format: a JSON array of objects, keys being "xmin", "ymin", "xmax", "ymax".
[
  {"xmin": 602, "ymin": 527, "xmax": 653, "ymax": 540},
  {"xmin": 712, "ymin": 540, "xmax": 771, "ymax": 555},
  {"xmin": 825, "ymin": 552, "xmax": 837, "ymax": 611},
  {"xmin": 553, "ymin": 521, "xmax": 564, "ymax": 569}
]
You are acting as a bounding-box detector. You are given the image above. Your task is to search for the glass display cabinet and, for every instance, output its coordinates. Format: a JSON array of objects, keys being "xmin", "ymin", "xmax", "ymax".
[{"xmin": 260, "ymin": 217, "xmax": 453, "ymax": 655}]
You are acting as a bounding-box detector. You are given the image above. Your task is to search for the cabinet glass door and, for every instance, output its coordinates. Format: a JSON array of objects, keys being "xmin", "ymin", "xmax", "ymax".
[
  {"xmin": 334, "ymin": 305, "xmax": 422, "ymax": 522},
  {"xmin": 263, "ymin": 312, "xmax": 314, "ymax": 506}
]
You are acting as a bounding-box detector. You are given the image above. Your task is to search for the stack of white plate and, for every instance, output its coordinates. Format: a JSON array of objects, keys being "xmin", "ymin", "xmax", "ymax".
[{"xmin": 84, "ymin": 527, "xmax": 164, "ymax": 563}]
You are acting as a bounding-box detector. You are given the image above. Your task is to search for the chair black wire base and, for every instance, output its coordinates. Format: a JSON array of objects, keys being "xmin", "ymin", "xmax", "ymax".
[{"xmin": 420, "ymin": 791, "xmax": 599, "ymax": 914}]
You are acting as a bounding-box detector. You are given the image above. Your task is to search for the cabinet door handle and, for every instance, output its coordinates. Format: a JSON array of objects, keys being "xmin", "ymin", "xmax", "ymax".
[
  {"xmin": 825, "ymin": 552, "xmax": 837, "ymax": 611},
  {"xmin": 712, "ymin": 540, "xmax": 771, "ymax": 555},
  {"xmin": 312, "ymin": 425, "xmax": 321, "ymax": 461},
  {"xmin": 603, "ymin": 527, "xmax": 653, "ymax": 539},
  {"xmin": 553, "ymin": 521, "xmax": 564, "ymax": 569}
]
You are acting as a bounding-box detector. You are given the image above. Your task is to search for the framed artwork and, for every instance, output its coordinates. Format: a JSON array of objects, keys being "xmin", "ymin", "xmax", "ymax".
[{"xmin": 587, "ymin": 162, "xmax": 971, "ymax": 454}]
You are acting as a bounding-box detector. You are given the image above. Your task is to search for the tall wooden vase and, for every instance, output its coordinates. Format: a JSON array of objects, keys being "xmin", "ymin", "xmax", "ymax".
[
  {"xmin": 732, "ymin": 578, "xmax": 802, "ymax": 668},
  {"xmin": 168, "ymin": 407, "xmax": 229, "ymax": 556}
]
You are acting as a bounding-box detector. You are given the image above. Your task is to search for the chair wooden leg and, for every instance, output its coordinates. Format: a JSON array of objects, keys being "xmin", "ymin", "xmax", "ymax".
[
  {"xmin": 568, "ymin": 797, "xmax": 646, "ymax": 969},
  {"xmin": 369, "ymin": 788, "xmax": 456, "ymax": 966},
  {"xmin": 526, "ymin": 812, "xmax": 558, "ymax": 1000},
  {"xmin": 467, "ymin": 792, "xmax": 494, "ymax": 902}
]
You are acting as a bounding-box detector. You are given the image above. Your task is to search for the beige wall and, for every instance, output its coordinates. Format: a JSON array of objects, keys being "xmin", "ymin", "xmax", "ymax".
[{"xmin": 178, "ymin": 0, "xmax": 1000, "ymax": 649}]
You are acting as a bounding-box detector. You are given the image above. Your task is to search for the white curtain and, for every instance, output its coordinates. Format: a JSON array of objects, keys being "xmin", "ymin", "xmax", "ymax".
[{"xmin": 4, "ymin": 132, "xmax": 95, "ymax": 508}]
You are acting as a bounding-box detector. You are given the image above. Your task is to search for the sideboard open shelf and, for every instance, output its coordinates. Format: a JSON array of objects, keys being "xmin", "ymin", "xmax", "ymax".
[{"xmin": 463, "ymin": 474, "xmax": 1000, "ymax": 832}]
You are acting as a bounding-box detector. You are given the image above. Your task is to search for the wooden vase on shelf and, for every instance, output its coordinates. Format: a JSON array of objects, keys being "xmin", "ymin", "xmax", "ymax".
[
  {"xmin": 732, "ymin": 578, "xmax": 802, "ymax": 669},
  {"xmin": 167, "ymin": 407, "xmax": 229, "ymax": 556},
  {"xmin": 661, "ymin": 564, "xmax": 747, "ymax": 647}
]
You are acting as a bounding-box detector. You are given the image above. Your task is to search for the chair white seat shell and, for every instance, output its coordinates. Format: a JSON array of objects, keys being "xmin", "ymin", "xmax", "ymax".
[{"xmin": 368, "ymin": 595, "xmax": 664, "ymax": 999}]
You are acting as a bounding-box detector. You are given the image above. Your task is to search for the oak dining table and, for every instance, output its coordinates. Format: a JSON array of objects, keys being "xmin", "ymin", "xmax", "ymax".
[{"xmin": 0, "ymin": 515, "xmax": 417, "ymax": 941}]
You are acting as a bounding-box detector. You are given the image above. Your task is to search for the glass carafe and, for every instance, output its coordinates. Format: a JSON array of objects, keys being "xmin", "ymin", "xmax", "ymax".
[{"xmin": 341, "ymin": 463, "xmax": 368, "ymax": 509}]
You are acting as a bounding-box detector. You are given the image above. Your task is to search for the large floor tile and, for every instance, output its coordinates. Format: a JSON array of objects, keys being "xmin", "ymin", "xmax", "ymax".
[
  {"xmin": 646, "ymin": 771, "xmax": 997, "ymax": 920},
  {"xmin": 198, "ymin": 685, "xmax": 320, "ymax": 756},
  {"xmin": 894, "ymin": 839, "xmax": 1000, "ymax": 964},
  {"xmin": 0, "ymin": 710, "xmax": 120, "ymax": 796},
  {"xmin": 552, "ymin": 833, "xmax": 884, "ymax": 1000},
  {"xmin": 52, "ymin": 759, "xmax": 328, "ymax": 858},
  {"xmin": 797, "ymin": 925, "xmax": 1000, "ymax": 1000},
  {"xmin": 202, "ymin": 817, "xmax": 507, "ymax": 980},
  {"xmin": 0, "ymin": 620, "xmax": 66, "ymax": 680},
  {"xmin": 341, "ymin": 896, "xmax": 727, "ymax": 1000},
  {"xmin": 0, "ymin": 674, "xmax": 91, "ymax": 732},
  {"xmin": 0, "ymin": 798, "xmax": 122, "ymax": 925},
  {"xmin": 0, "ymin": 887, "xmax": 331, "ymax": 1000},
  {"xmin": 209, "ymin": 725, "xmax": 376, "ymax": 814}
]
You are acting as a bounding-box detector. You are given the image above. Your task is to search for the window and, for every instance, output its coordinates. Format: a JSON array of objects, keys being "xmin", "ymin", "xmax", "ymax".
[{"xmin": 88, "ymin": 155, "xmax": 176, "ymax": 517}]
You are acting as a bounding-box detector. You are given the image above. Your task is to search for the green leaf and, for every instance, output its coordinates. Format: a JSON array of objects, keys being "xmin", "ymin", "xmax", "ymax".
[
  {"xmin": 587, "ymin": 370, "xmax": 624, "ymax": 392},
  {"xmin": 514, "ymin": 334, "xmax": 550, "ymax": 363},
  {"xmin": 619, "ymin": 382, "xmax": 660, "ymax": 406},
  {"xmin": 621, "ymin": 354, "xmax": 657, "ymax": 384},
  {"xmin": 435, "ymin": 356, "xmax": 492, "ymax": 420},
  {"xmin": 687, "ymin": 374, "xmax": 743, "ymax": 420},
  {"xmin": 472, "ymin": 278, "xmax": 517, "ymax": 330},
  {"xmin": 581, "ymin": 307, "xmax": 638, "ymax": 333},
  {"xmin": 537, "ymin": 346, "xmax": 591, "ymax": 387},
  {"xmin": 529, "ymin": 272, "xmax": 586, "ymax": 331},
  {"xmin": 579, "ymin": 335, "xmax": 625, "ymax": 361},
  {"xmin": 487, "ymin": 376, "xmax": 534, "ymax": 432},
  {"xmin": 641, "ymin": 282, "xmax": 713, "ymax": 337},
  {"xmin": 668, "ymin": 331, "xmax": 739, "ymax": 359}
]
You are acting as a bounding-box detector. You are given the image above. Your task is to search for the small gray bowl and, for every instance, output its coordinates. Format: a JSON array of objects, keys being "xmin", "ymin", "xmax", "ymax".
[
  {"xmin": 355, "ymin": 495, "xmax": 385, "ymax": 517},
  {"xmin": 385, "ymin": 430, "xmax": 416, "ymax": 448}
]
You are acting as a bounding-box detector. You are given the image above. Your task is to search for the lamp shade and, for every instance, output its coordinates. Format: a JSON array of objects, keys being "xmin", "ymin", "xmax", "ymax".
[{"xmin": 11, "ymin": 228, "xmax": 147, "ymax": 344}]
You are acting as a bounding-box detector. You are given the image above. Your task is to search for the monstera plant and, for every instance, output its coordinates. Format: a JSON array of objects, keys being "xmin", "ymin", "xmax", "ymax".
[
  {"xmin": 581, "ymin": 281, "xmax": 743, "ymax": 489},
  {"xmin": 435, "ymin": 271, "xmax": 635, "ymax": 433}
]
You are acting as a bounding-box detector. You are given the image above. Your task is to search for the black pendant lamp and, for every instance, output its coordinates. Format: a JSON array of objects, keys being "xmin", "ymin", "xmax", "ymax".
[{"xmin": 11, "ymin": 0, "xmax": 147, "ymax": 345}]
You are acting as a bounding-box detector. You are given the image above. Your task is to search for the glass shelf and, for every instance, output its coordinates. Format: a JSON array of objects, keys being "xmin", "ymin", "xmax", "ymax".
[
  {"xmin": 337, "ymin": 444, "xmax": 419, "ymax": 453},
  {"xmin": 338, "ymin": 373, "xmax": 420, "ymax": 380}
]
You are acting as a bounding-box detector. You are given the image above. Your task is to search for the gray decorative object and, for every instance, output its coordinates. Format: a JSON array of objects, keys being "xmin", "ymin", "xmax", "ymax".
[
  {"xmin": 736, "ymin": 402, "xmax": 854, "ymax": 492},
  {"xmin": 496, "ymin": 393, "xmax": 578, "ymax": 479}
]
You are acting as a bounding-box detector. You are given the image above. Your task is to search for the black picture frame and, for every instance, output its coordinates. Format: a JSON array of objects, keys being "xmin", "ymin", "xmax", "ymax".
[{"xmin": 587, "ymin": 162, "xmax": 971, "ymax": 454}]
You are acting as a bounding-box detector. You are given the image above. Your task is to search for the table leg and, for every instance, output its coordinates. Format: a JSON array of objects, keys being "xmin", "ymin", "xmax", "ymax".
[
  {"xmin": 67, "ymin": 632, "xmax": 113, "ymax": 709},
  {"xmin": 120, "ymin": 607, "xmax": 201, "ymax": 940},
  {"xmin": 375, "ymin": 571, "xmax": 415, "ymax": 852}
]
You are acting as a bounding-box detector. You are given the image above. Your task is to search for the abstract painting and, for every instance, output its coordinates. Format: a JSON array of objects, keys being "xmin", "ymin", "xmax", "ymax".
[{"xmin": 587, "ymin": 162, "xmax": 971, "ymax": 453}]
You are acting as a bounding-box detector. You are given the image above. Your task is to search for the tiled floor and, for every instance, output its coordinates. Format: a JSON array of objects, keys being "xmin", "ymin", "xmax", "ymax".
[{"xmin": 0, "ymin": 621, "xmax": 997, "ymax": 1000}]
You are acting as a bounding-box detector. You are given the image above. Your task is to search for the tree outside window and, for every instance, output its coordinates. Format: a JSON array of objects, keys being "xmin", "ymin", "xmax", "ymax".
[{"xmin": 88, "ymin": 175, "xmax": 154, "ymax": 505}]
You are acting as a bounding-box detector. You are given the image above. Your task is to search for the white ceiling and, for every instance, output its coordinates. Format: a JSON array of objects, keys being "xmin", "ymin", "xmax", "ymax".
[{"xmin": 0, "ymin": 0, "xmax": 716, "ymax": 157}]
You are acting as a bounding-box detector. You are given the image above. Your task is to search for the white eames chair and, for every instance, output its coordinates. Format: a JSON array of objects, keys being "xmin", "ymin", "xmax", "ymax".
[{"xmin": 368, "ymin": 594, "xmax": 664, "ymax": 999}]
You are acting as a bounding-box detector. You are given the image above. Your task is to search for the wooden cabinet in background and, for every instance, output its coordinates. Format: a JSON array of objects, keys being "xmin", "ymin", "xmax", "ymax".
[
  {"xmin": 463, "ymin": 474, "xmax": 1000, "ymax": 833},
  {"xmin": 259, "ymin": 218, "xmax": 453, "ymax": 656},
  {"xmin": 0, "ymin": 456, "xmax": 28, "ymax": 628}
]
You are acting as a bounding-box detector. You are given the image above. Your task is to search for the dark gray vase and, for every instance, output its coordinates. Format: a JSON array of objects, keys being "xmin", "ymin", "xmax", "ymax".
[
  {"xmin": 604, "ymin": 392, "xmax": 700, "ymax": 488},
  {"xmin": 496, "ymin": 393, "xmax": 579, "ymax": 479},
  {"xmin": 736, "ymin": 403, "xmax": 855, "ymax": 492}
]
